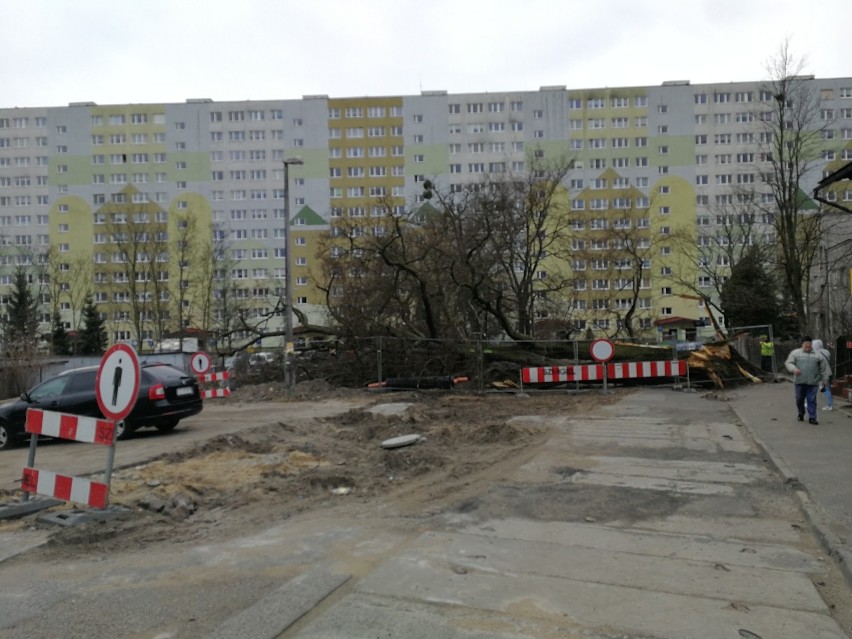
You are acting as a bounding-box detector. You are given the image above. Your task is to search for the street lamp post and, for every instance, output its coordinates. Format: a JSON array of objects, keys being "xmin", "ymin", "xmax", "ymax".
[{"xmin": 282, "ymin": 157, "xmax": 303, "ymax": 396}]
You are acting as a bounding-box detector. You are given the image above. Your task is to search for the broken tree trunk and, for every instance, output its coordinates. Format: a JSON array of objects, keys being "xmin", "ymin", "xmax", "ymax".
[{"xmin": 687, "ymin": 342, "xmax": 764, "ymax": 389}]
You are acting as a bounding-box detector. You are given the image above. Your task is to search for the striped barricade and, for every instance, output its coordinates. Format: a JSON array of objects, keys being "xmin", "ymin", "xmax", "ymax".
[
  {"xmin": 522, "ymin": 364, "xmax": 604, "ymax": 384},
  {"xmin": 607, "ymin": 360, "xmax": 687, "ymax": 379},
  {"xmin": 197, "ymin": 370, "xmax": 231, "ymax": 399},
  {"xmin": 21, "ymin": 408, "xmax": 116, "ymax": 509},
  {"xmin": 522, "ymin": 360, "xmax": 687, "ymax": 386},
  {"xmin": 21, "ymin": 468, "xmax": 109, "ymax": 509}
]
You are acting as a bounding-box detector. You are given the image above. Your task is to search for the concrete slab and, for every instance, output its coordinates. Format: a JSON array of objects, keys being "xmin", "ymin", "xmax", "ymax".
[
  {"xmin": 295, "ymin": 592, "xmax": 600, "ymax": 639},
  {"xmin": 707, "ymin": 421, "xmax": 755, "ymax": 453},
  {"xmin": 37, "ymin": 506, "xmax": 130, "ymax": 527},
  {"xmin": 398, "ymin": 530, "xmax": 826, "ymax": 610},
  {"xmin": 613, "ymin": 514, "xmax": 804, "ymax": 544},
  {"xmin": 356, "ymin": 558, "xmax": 846, "ymax": 639},
  {"xmin": 0, "ymin": 530, "xmax": 50, "ymax": 564},
  {"xmin": 209, "ymin": 569, "xmax": 350, "ymax": 639},
  {"xmin": 465, "ymin": 519, "xmax": 823, "ymax": 572},
  {"xmin": 566, "ymin": 418, "xmax": 682, "ymax": 449},
  {"xmin": 572, "ymin": 470, "xmax": 736, "ymax": 495},
  {"xmin": 512, "ymin": 450, "xmax": 768, "ymax": 491},
  {"xmin": 568, "ymin": 456, "xmax": 769, "ymax": 484},
  {"xmin": 0, "ymin": 498, "xmax": 62, "ymax": 521}
]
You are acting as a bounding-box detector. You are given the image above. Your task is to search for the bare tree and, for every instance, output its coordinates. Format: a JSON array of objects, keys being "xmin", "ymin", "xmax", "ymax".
[
  {"xmin": 67, "ymin": 253, "xmax": 93, "ymax": 331},
  {"xmin": 316, "ymin": 153, "xmax": 577, "ymax": 341},
  {"xmin": 442, "ymin": 153, "xmax": 577, "ymax": 340},
  {"xmin": 194, "ymin": 223, "xmax": 239, "ymax": 352},
  {"xmin": 104, "ymin": 204, "xmax": 169, "ymax": 347},
  {"xmin": 316, "ymin": 201, "xmax": 450, "ymax": 338},
  {"xmin": 669, "ymin": 192, "xmax": 774, "ymax": 331},
  {"xmin": 757, "ymin": 40, "xmax": 828, "ymax": 335},
  {"xmin": 578, "ymin": 192, "xmax": 658, "ymax": 339},
  {"xmin": 197, "ymin": 224, "xmax": 274, "ymax": 353},
  {"xmin": 170, "ymin": 210, "xmax": 200, "ymax": 342}
]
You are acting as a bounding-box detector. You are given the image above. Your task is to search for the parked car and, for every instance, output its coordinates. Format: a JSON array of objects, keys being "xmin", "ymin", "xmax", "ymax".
[
  {"xmin": 248, "ymin": 352, "xmax": 277, "ymax": 366},
  {"xmin": 0, "ymin": 363, "xmax": 203, "ymax": 451}
]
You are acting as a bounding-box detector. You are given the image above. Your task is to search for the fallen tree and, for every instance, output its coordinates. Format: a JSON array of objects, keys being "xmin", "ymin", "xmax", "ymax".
[{"xmin": 686, "ymin": 341, "xmax": 765, "ymax": 388}]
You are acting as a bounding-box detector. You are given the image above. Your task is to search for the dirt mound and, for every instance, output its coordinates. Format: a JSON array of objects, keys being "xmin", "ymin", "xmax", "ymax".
[{"xmin": 25, "ymin": 388, "xmax": 626, "ymax": 554}]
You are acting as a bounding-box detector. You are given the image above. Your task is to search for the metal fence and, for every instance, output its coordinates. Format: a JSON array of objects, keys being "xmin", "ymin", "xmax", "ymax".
[
  {"xmin": 281, "ymin": 336, "xmax": 689, "ymax": 393},
  {"xmin": 4, "ymin": 331, "xmax": 804, "ymax": 399}
]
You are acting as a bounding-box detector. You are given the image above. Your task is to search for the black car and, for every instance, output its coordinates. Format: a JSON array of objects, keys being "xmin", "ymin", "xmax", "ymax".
[{"xmin": 0, "ymin": 363, "xmax": 203, "ymax": 451}]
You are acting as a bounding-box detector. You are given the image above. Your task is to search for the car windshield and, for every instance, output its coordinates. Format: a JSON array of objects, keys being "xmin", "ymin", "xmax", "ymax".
[{"xmin": 28, "ymin": 376, "xmax": 70, "ymax": 401}]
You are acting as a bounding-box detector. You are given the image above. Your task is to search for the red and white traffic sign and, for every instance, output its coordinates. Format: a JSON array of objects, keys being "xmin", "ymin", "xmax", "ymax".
[
  {"xmin": 590, "ymin": 338, "xmax": 615, "ymax": 363},
  {"xmin": 189, "ymin": 351, "xmax": 212, "ymax": 375},
  {"xmin": 96, "ymin": 343, "xmax": 141, "ymax": 421}
]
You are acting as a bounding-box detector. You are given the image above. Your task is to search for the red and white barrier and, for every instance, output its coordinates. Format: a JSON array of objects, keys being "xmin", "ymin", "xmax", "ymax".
[
  {"xmin": 21, "ymin": 408, "xmax": 116, "ymax": 508},
  {"xmin": 197, "ymin": 370, "xmax": 230, "ymax": 400},
  {"xmin": 522, "ymin": 360, "xmax": 686, "ymax": 385},
  {"xmin": 20, "ymin": 467, "xmax": 109, "ymax": 509},
  {"xmin": 202, "ymin": 388, "xmax": 231, "ymax": 399},
  {"xmin": 197, "ymin": 371, "xmax": 229, "ymax": 383},
  {"xmin": 607, "ymin": 360, "xmax": 686, "ymax": 379},
  {"xmin": 522, "ymin": 365, "xmax": 603, "ymax": 384},
  {"xmin": 25, "ymin": 408, "xmax": 115, "ymax": 446}
]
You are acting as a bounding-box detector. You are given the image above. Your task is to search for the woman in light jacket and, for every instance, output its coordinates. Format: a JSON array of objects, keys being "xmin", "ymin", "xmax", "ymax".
[{"xmin": 812, "ymin": 339, "xmax": 833, "ymax": 411}]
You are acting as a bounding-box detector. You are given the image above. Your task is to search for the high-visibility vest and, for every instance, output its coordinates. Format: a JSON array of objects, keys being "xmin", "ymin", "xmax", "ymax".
[{"xmin": 760, "ymin": 340, "xmax": 774, "ymax": 356}]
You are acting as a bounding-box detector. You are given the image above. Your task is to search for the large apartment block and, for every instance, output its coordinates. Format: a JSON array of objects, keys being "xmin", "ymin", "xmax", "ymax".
[{"xmin": 1, "ymin": 76, "xmax": 850, "ymax": 347}]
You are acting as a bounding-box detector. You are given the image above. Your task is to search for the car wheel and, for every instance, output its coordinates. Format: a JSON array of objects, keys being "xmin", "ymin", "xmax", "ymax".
[
  {"xmin": 155, "ymin": 419, "xmax": 180, "ymax": 432},
  {"xmin": 0, "ymin": 420, "xmax": 12, "ymax": 451}
]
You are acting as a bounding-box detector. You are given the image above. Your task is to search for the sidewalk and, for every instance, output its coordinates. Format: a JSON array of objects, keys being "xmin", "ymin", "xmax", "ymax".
[{"xmin": 729, "ymin": 376, "xmax": 852, "ymax": 584}]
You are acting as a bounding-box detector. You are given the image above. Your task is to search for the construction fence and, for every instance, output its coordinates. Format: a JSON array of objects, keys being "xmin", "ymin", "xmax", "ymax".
[{"xmin": 285, "ymin": 336, "xmax": 691, "ymax": 393}]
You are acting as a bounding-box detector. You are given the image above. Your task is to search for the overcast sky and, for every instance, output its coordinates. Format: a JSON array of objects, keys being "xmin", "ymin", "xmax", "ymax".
[{"xmin": 2, "ymin": 0, "xmax": 848, "ymax": 108}]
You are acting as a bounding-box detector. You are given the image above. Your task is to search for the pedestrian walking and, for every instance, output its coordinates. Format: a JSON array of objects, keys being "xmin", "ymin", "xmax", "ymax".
[
  {"xmin": 759, "ymin": 335, "xmax": 775, "ymax": 373},
  {"xmin": 784, "ymin": 336, "xmax": 830, "ymax": 425},
  {"xmin": 812, "ymin": 339, "xmax": 834, "ymax": 411}
]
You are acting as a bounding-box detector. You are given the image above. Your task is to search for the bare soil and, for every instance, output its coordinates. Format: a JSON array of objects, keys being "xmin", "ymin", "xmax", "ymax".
[{"xmin": 5, "ymin": 382, "xmax": 624, "ymax": 557}]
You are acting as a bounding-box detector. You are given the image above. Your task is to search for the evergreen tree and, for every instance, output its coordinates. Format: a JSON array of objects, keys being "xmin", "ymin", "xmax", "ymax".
[
  {"xmin": 1, "ymin": 266, "xmax": 41, "ymax": 394},
  {"xmin": 50, "ymin": 310, "xmax": 70, "ymax": 356},
  {"xmin": 720, "ymin": 248, "xmax": 780, "ymax": 332},
  {"xmin": 2, "ymin": 266, "xmax": 40, "ymax": 353},
  {"xmin": 80, "ymin": 296, "xmax": 106, "ymax": 355}
]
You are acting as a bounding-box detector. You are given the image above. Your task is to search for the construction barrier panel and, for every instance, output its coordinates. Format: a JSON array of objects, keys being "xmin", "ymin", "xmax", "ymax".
[
  {"xmin": 522, "ymin": 360, "xmax": 686, "ymax": 385},
  {"xmin": 21, "ymin": 408, "xmax": 116, "ymax": 509},
  {"xmin": 607, "ymin": 360, "xmax": 687, "ymax": 379},
  {"xmin": 522, "ymin": 365, "xmax": 603, "ymax": 384},
  {"xmin": 197, "ymin": 371, "xmax": 231, "ymax": 399}
]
